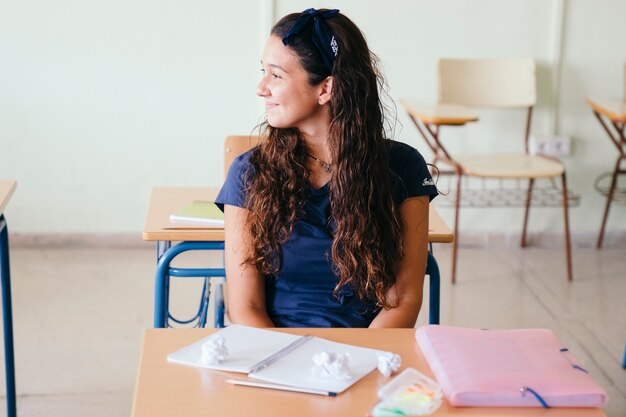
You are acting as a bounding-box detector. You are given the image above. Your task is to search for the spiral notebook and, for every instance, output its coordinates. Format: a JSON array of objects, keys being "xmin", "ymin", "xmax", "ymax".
[
  {"xmin": 415, "ymin": 325, "xmax": 608, "ymax": 408},
  {"xmin": 168, "ymin": 325, "xmax": 385, "ymax": 394}
]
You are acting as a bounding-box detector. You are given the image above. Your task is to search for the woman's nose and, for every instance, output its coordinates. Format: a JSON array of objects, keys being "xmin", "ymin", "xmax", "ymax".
[{"xmin": 256, "ymin": 76, "xmax": 269, "ymax": 97}]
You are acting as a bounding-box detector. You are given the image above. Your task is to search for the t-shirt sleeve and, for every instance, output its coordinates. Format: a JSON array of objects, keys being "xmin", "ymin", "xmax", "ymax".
[
  {"xmin": 214, "ymin": 151, "xmax": 253, "ymax": 212},
  {"xmin": 391, "ymin": 142, "xmax": 438, "ymax": 204}
]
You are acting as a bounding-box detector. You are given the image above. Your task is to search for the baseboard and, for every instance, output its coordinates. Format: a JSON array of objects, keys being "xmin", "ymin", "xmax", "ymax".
[
  {"xmin": 7, "ymin": 231, "xmax": 626, "ymax": 249},
  {"xmin": 8, "ymin": 233, "xmax": 150, "ymax": 248},
  {"xmin": 441, "ymin": 230, "xmax": 626, "ymax": 249}
]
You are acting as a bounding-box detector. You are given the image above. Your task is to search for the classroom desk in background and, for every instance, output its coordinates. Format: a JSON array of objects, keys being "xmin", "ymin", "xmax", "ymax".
[
  {"xmin": 131, "ymin": 328, "xmax": 607, "ymax": 417},
  {"xmin": 585, "ymin": 98, "xmax": 626, "ymax": 248},
  {"xmin": 0, "ymin": 180, "xmax": 17, "ymax": 417},
  {"xmin": 143, "ymin": 187, "xmax": 454, "ymax": 328},
  {"xmin": 143, "ymin": 187, "xmax": 454, "ymax": 243}
]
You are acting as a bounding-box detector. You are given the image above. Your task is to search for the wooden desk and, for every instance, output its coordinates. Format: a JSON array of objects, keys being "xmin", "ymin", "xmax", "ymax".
[
  {"xmin": 131, "ymin": 328, "xmax": 606, "ymax": 417},
  {"xmin": 143, "ymin": 187, "xmax": 454, "ymax": 243},
  {"xmin": 0, "ymin": 181, "xmax": 16, "ymax": 215},
  {"xmin": 0, "ymin": 180, "xmax": 17, "ymax": 417},
  {"xmin": 143, "ymin": 187, "xmax": 453, "ymax": 328},
  {"xmin": 399, "ymin": 100, "xmax": 479, "ymax": 126},
  {"xmin": 585, "ymin": 98, "xmax": 626, "ymax": 248},
  {"xmin": 586, "ymin": 98, "xmax": 626, "ymax": 123}
]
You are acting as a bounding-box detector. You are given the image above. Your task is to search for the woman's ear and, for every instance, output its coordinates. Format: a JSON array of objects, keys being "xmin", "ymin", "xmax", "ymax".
[{"xmin": 318, "ymin": 76, "xmax": 333, "ymax": 105}]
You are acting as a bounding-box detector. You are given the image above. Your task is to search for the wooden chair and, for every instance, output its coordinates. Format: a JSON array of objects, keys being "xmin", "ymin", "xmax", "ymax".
[
  {"xmin": 215, "ymin": 135, "xmax": 443, "ymax": 326},
  {"xmin": 223, "ymin": 135, "xmax": 265, "ymax": 179},
  {"xmin": 402, "ymin": 58, "xmax": 572, "ymax": 284}
]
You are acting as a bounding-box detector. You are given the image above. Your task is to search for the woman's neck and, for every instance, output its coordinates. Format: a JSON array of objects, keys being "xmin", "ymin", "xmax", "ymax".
[
  {"xmin": 299, "ymin": 125, "xmax": 333, "ymax": 189},
  {"xmin": 300, "ymin": 128, "xmax": 331, "ymax": 163},
  {"xmin": 298, "ymin": 107, "xmax": 332, "ymax": 162}
]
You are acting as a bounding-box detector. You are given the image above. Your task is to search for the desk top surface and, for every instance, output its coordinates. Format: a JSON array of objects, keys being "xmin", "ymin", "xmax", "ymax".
[
  {"xmin": 143, "ymin": 187, "xmax": 454, "ymax": 243},
  {"xmin": 131, "ymin": 328, "xmax": 606, "ymax": 417},
  {"xmin": 0, "ymin": 180, "xmax": 17, "ymax": 214},
  {"xmin": 586, "ymin": 97, "xmax": 626, "ymax": 122},
  {"xmin": 400, "ymin": 99, "xmax": 479, "ymax": 125}
]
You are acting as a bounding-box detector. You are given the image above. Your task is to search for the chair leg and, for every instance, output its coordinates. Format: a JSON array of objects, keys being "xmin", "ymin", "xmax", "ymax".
[
  {"xmin": 154, "ymin": 263, "xmax": 170, "ymax": 328},
  {"xmin": 596, "ymin": 156, "xmax": 622, "ymax": 249},
  {"xmin": 561, "ymin": 173, "xmax": 573, "ymax": 282},
  {"xmin": 451, "ymin": 174, "xmax": 462, "ymax": 284},
  {"xmin": 521, "ymin": 178, "xmax": 535, "ymax": 247},
  {"xmin": 0, "ymin": 217, "xmax": 17, "ymax": 417},
  {"xmin": 214, "ymin": 282, "xmax": 225, "ymax": 328},
  {"xmin": 426, "ymin": 252, "xmax": 440, "ymax": 325}
]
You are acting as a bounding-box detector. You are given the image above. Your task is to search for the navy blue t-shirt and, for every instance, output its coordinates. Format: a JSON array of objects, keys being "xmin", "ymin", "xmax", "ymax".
[{"xmin": 215, "ymin": 140, "xmax": 437, "ymax": 328}]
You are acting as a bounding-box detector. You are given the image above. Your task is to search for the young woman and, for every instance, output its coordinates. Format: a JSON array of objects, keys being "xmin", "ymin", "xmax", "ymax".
[{"xmin": 215, "ymin": 8, "xmax": 437, "ymax": 328}]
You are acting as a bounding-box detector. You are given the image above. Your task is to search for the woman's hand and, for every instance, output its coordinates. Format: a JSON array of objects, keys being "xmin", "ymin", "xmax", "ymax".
[
  {"xmin": 368, "ymin": 196, "xmax": 429, "ymax": 328},
  {"xmin": 224, "ymin": 204, "xmax": 275, "ymax": 327}
]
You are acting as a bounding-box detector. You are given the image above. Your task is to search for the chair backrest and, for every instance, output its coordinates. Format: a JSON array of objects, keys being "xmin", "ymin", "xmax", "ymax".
[
  {"xmin": 438, "ymin": 58, "xmax": 536, "ymax": 108},
  {"xmin": 223, "ymin": 135, "xmax": 266, "ymax": 178}
]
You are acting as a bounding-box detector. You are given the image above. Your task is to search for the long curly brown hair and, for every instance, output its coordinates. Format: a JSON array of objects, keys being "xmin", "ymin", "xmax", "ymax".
[{"xmin": 243, "ymin": 10, "xmax": 403, "ymax": 309}]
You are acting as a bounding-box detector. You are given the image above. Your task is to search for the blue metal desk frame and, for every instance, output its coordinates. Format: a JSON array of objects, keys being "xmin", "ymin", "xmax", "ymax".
[
  {"xmin": 0, "ymin": 214, "xmax": 16, "ymax": 417},
  {"xmin": 153, "ymin": 241, "xmax": 441, "ymax": 328}
]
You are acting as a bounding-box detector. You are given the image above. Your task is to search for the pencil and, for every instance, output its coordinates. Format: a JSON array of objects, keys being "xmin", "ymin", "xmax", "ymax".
[{"xmin": 225, "ymin": 379, "xmax": 337, "ymax": 397}]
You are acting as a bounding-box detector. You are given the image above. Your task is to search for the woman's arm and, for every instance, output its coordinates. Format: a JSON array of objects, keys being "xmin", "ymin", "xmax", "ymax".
[
  {"xmin": 369, "ymin": 196, "xmax": 430, "ymax": 328},
  {"xmin": 224, "ymin": 204, "xmax": 275, "ymax": 327}
]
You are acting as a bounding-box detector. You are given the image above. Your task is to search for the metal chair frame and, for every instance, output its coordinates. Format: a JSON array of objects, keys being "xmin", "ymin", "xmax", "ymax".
[
  {"xmin": 0, "ymin": 214, "xmax": 17, "ymax": 417},
  {"xmin": 153, "ymin": 241, "xmax": 442, "ymax": 328},
  {"xmin": 590, "ymin": 111, "xmax": 625, "ymax": 248}
]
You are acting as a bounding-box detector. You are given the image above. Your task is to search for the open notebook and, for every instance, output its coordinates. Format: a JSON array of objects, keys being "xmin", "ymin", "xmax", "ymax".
[
  {"xmin": 415, "ymin": 325, "xmax": 608, "ymax": 407},
  {"xmin": 168, "ymin": 325, "xmax": 385, "ymax": 394}
]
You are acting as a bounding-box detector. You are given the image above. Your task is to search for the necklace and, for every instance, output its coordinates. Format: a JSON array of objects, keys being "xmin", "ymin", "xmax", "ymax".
[{"xmin": 307, "ymin": 153, "xmax": 333, "ymax": 173}]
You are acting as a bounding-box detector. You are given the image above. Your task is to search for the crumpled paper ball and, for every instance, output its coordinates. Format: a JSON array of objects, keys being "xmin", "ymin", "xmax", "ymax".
[
  {"xmin": 200, "ymin": 335, "xmax": 228, "ymax": 365},
  {"xmin": 377, "ymin": 352, "xmax": 401, "ymax": 377},
  {"xmin": 311, "ymin": 350, "xmax": 353, "ymax": 380}
]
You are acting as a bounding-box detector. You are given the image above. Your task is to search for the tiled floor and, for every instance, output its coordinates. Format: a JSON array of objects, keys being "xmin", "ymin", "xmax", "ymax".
[{"xmin": 0, "ymin": 244, "xmax": 624, "ymax": 417}]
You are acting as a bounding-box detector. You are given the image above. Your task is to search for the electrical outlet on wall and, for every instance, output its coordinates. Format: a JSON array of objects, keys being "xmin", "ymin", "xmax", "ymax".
[{"xmin": 529, "ymin": 134, "xmax": 571, "ymax": 157}]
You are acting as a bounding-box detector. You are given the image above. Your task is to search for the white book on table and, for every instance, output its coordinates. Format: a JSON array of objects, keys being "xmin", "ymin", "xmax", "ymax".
[{"xmin": 167, "ymin": 325, "xmax": 386, "ymax": 394}]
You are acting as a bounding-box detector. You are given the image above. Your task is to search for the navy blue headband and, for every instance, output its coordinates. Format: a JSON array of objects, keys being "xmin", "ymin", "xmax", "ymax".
[{"xmin": 282, "ymin": 8, "xmax": 340, "ymax": 74}]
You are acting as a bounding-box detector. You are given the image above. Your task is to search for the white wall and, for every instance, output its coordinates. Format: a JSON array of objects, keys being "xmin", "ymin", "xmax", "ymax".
[{"xmin": 1, "ymin": 0, "xmax": 624, "ymax": 238}]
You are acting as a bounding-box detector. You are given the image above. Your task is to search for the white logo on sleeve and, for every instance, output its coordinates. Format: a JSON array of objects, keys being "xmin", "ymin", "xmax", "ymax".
[{"xmin": 422, "ymin": 178, "xmax": 435, "ymax": 186}]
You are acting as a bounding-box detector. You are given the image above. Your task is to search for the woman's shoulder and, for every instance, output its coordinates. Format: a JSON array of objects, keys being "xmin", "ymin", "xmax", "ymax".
[
  {"xmin": 232, "ymin": 147, "xmax": 256, "ymax": 167},
  {"xmin": 385, "ymin": 139, "xmax": 425, "ymax": 167},
  {"xmin": 216, "ymin": 147, "xmax": 259, "ymax": 210},
  {"xmin": 384, "ymin": 139, "xmax": 438, "ymax": 202},
  {"xmin": 227, "ymin": 147, "xmax": 258, "ymax": 178}
]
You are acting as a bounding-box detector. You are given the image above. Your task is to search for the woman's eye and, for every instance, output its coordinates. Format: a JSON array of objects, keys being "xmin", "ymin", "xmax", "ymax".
[{"xmin": 260, "ymin": 68, "xmax": 281, "ymax": 79}]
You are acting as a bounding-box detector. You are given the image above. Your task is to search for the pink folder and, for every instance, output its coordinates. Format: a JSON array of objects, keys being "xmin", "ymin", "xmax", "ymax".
[{"xmin": 415, "ymin": 325, "xmax": 608, "ymax": 407}]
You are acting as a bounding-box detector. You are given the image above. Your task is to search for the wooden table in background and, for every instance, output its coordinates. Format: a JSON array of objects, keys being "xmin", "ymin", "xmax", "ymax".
[
  {"xmin": 585, "ymin": 98, "xmax": 626, "ymax": 248},
  {"xmin": 143, "ymin": 187, "xmax": 454, "ymax": 243}
]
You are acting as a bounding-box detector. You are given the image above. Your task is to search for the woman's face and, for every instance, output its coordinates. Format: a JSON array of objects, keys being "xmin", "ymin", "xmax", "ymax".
[{"xmin": 257, "ymin": 36, "xmax": 325, "ymax": 130}]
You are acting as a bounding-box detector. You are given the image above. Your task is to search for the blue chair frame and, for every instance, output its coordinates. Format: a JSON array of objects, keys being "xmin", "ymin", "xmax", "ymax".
[
  {"xmin": 154, "ymin": 242, "xmax": 441, "ymax": 328},
  {"xmin": 0, "ymin": 214, "xmax": 17, "ymax": 417}
]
